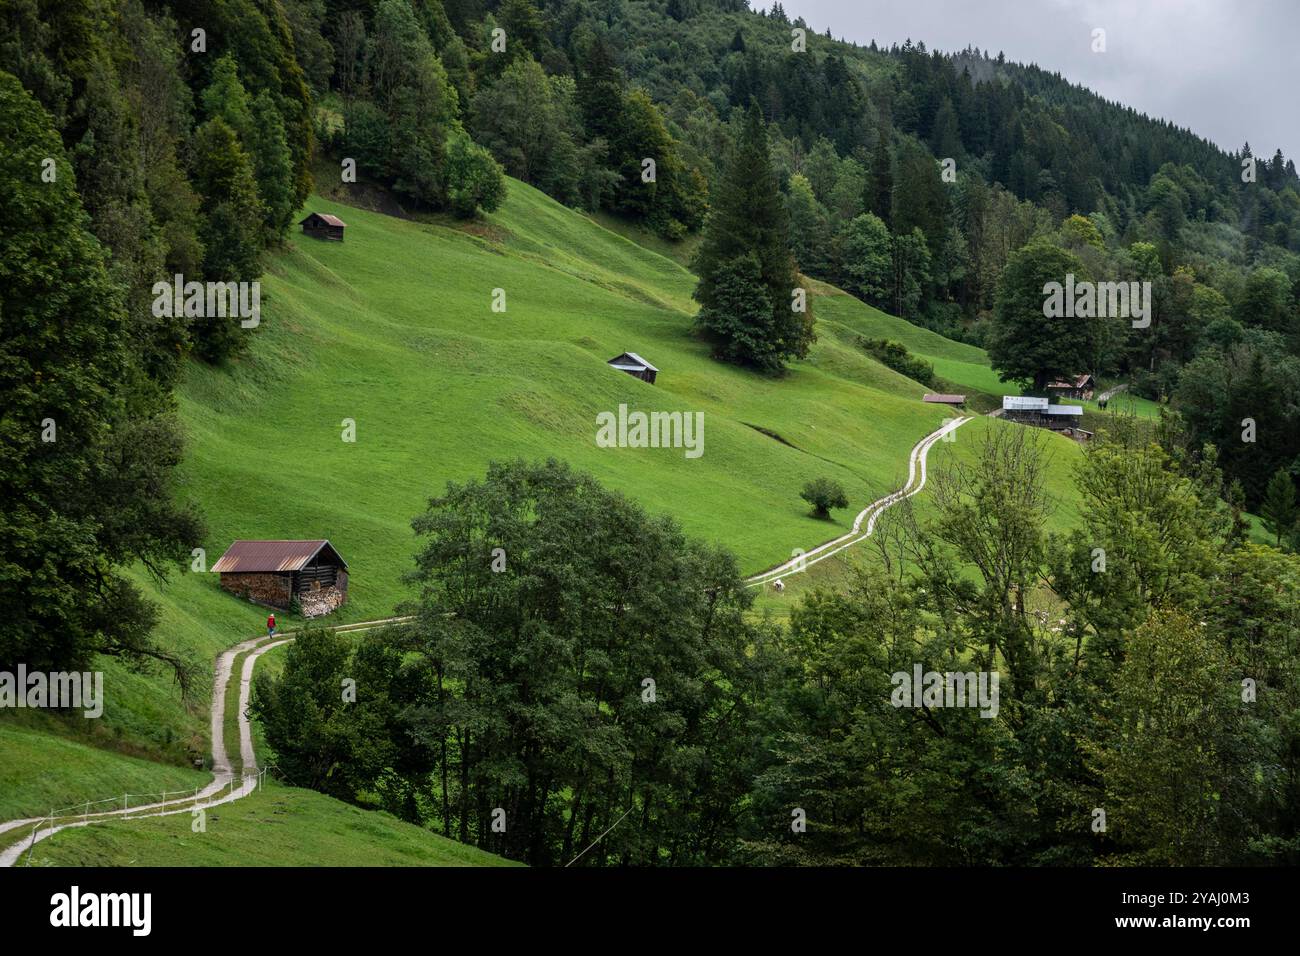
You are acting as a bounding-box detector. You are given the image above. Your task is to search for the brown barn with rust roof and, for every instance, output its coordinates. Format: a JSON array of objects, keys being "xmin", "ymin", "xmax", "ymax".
[
  {"xmin": 923, "ymin": 393, "xmax": 967, "ymax": 408},
  {"xmin": 212, "ymin": 540, "xmax": 348, "ymax": 613},
  {"xmin": 300, "ymin": 212, "xmax": 346, "ymax": 241}
]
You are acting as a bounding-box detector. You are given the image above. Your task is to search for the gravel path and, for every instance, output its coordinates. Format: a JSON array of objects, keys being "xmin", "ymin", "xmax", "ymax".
[
  {"xmin": 0, "ymin": 414, "xmax": 969, "ymax": 863},
  {"xmin": 0, "ymin": 620, "xmax": 405, "ymax": 866},
  {"xmin": 745, "ymin": 415, "xmax": 970, "ymax": 586}
]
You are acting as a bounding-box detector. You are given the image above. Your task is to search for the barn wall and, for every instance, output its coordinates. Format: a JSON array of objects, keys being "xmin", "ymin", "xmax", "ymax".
[
  {"xmin": 296, "ymin": 563, "xmax": 339, "ymax": 593},
  {"xmin": 220, "ymin": 572, "xmax": 294, "ymax": 609}
]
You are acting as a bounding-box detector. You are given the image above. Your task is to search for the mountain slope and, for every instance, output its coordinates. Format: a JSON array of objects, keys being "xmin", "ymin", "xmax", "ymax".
[
  {"xmin": 177, "ymin": 176, "xmax": 962, "ymax": 620},
  {"xmin": 2, "ymin": 176, "xmax": 1091, "ymax": 864},
  {"xmin": 17, "ymin": 779, "xmax": 517, "ymax": 867}
]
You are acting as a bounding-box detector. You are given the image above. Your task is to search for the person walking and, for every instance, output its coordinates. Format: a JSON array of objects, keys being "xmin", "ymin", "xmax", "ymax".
[{"xmin": 267, "ymin": 613, "xmax": 276, "ymax": 638}]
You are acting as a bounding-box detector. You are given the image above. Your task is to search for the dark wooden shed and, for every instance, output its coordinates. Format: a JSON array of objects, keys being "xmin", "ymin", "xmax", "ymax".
[
  {"xmin": 212, "ymin": 539, "xmax": 349, "ymax": 613},
  {"xmin": 607, "ymin": 351, "xmax": 658, "ymax": 384},
  {"xmin": 923, "ymin": 393, "xmax": 967, "ymax": 409},
  {"xmin": 1045, "ymin": 373, "xmax": 1095, "ymax": 400},
  {"xmin": 299, "ymin": 212, "xmax": 346, "ymax": 241}
]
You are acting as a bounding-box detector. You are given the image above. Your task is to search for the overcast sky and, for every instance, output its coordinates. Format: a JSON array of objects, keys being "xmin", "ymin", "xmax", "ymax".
[{"xmin": 775, "ymin": 0, "xmax": 1297, "ymax": 162}]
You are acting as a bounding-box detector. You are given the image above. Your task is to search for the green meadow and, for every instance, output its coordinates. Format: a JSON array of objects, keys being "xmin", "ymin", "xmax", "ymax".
[
  {"xmin": 4, "ymin": 176, "xmax": 1080, "ymax": 769},
  {"xmin": 178, "ymin": 176, "xmax": 965, "ymax": 624},
  {"xmin": 20, "ymin": 779, "xmax": 519, "ymax": 867},
  {"xmin": 2, "ymin": 175, "xmax": 1095, "ymax": 865}
]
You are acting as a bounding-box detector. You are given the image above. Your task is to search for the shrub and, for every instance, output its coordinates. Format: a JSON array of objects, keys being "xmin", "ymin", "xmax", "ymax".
[
  {"xmin": 801, "ymin": 477, "xmax": 850, "ymax": 519},
  {"xmin": 857, "ymin": 337, "xmax": 936, "ymax": 386}
]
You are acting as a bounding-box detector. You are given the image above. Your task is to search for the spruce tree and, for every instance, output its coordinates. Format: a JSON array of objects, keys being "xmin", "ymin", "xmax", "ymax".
[
  {"xmin": 1261, "ymin": 468, "xmax": 1298, "ymax": 547},
  {"xmin": 692, "ymin": 103, "xmax": 813, "ymax": 372},
  {"xmin": 248, "ymin": 91, "xmax": 296, "ymax": 240},
  {"xmin": 0, "ymin": 72, "xmax": 202, "ymax": 677},
  {"xmin": 866, "ymin": 126, "xmax": 893, "ymax": 223}
]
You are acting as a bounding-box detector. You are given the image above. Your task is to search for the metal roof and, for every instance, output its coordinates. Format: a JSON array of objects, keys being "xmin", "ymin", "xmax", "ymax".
[
  {"xmin": 608, "ymin": 352, "xmax": 658, "ymax": 372},
  {"xmin": 211, "ymin": 540, "xmax": 347, "ymax": 573},
  {"xmin": 1003, "ymin": 396, "xmax": 1050, "ymax": 410},
  {"xmin": 923, "ymin": 393, "xmax": 967, "ymax": 404},
  {"xmin": 300, "ymin": 213, "xmax": 347, "ymax": 227},
  {"xmin": 1045, "ymin": 405, "xmax": 1084, "ymax": 415}
]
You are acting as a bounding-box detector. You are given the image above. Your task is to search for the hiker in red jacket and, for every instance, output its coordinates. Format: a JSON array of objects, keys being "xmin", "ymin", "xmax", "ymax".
[{"xmin": 267, "ymin": 613, "xmax": 276, "ymax": 638}]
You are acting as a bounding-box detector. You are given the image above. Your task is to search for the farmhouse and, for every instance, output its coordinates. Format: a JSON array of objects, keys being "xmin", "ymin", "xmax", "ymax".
[
  {"xmin": 607, "ymin": 352, "xmax": 658, "ymax": 384},
  {"xmin": 1045, "ymin": 373, "xmax": 1095, "ymax": 401},
  {"xmin": 1001, "ymin": 395, "xmax": 1084, "ymax": 432},
  {"xmin": 299, "ymin": 212, "xmax": 346, "ymax": 241},
  {"xmin": 923, "ymin": 393, "xmax": 967, "ymax": 408},
  {"xmin": 212, "ymin": 539, "xmax": 348, "ymax": 616}
]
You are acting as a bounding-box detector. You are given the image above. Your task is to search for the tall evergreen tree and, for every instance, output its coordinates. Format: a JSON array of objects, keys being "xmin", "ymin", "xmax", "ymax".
[
  {"xmin": 0, "ymin": 72, "xmax": 203, "ymax": 680},
  {"xmin": 866, "ymin": 126, "xmax": 893, "ymax": 223},
  {"xmin": 692, "ymin": 103, "xmax": 813, "ymax": 372},
  {"xmin": 1261, "ymin": 468, "xmax": 1298, "ymax": 547},
  {"xmin": 248, "ymin": 91, "xmax": 296, "ymax": 240},
  {"xmin": 190, "ymin": 117, "xmax": 265, "ymax": 358},
  {"xmin": 891, "ymin": 136, "xmax": 947, "ymax": 254}
]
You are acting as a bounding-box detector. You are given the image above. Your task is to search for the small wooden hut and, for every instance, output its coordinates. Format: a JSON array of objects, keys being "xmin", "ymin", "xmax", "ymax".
[
  {"xmin": 607, "ymin": 352, "xmax": 658, "ymax": 385},
  {"xmin": 212, "ymin": 539, "xmax": 349, "ymax": 612},
  {"xmin": 299, "ymin": 212, "xmax": 346, "ymax": 241}
]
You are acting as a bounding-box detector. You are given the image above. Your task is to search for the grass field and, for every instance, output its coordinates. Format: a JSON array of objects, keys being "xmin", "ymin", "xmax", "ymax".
[
  {"xmin": 749, "ymin": 413, "xmax": 1089, "ymax": 616},
  {"xmin": 1, "ymin": 175, "xmax": 1097, "ymax": 865},
  {"xmin": 19, "ymin": 780, "xmax": 518, "ymax": 867},
  {"xmin": 175, "ymin": 177, "xmax": 967, "ymax": 626},
  {"xmin": 0, "ymin": 725, "xmax": 211, "ymax": 823},
  {"xmin": 2, "ymin": 176, "xmax": 1083, "ymax": 761}
]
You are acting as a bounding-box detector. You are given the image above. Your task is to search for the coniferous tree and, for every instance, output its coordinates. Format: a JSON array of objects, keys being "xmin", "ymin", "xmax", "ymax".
[
  {"xmin": 190, "ymin": 117, "xmax": 265, "ymax": 359},
  {"xmin": 866, "ymin": 127, "xmax": 893, "ymax": 223},
  {"xmin": 929, "ymin": 95, "xmax": 962, "ymax": 160},
  {"xmin": 891, "ymin": 136, "xmax": 947, "ymax": 253},
  {"xmin": 248, "ymin": 91, "xmax": 296, "ymax": 240},
  {"xmin": 693, "ymin": 103, "xmax": 813, "ymax": 372},
  {"xmin": 0, "ymin": 72, "xmax": 203, "ymax": 680},
  {"xmin": 1261, "ymin": 468, "xmax": 1298, "ymax": 547}
]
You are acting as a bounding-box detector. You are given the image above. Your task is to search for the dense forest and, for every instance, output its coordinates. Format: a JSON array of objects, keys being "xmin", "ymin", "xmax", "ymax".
[
  {"xmin": 254, "ymin": 437, "xmax": 1300, "ymax": 866},
  {"xmin": 3, "ymin": 0, "xmax": 1300, "ymax": 866}
]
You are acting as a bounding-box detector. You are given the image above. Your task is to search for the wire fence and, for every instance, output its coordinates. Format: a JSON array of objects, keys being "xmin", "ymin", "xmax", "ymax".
[
  {"xmin": 21, "ymin": 767, "xmax": 267, "ymax": 866},
  {"xmin": 10, "ymin": 616, "xmax": 409, "ymax": 868}
]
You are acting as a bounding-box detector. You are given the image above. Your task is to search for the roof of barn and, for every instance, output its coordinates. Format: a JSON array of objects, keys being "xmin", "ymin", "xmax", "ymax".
[{"xmin": 212, "ymin": 540, "xmax": 348, "ymax": 573}]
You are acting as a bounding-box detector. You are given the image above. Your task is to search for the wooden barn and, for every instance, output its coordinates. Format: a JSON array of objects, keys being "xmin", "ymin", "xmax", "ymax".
[
  {"xmin": 923, "ymin": 393, "xmax": 967, "ymax": 409},
  {"xmin": 212, "ymin": 539, "xmax": 349, "ymax": 615},
  {"xmin": 1046, "ymin": 373, "xmax": 1095, "ymax": 401},
  {"xmin": 299, "ymin": 212, "xmax": 346, "ymax": 241},
  {"xmin": 607, "ymin": 352, "xmax": 658, "ymax": 384}
]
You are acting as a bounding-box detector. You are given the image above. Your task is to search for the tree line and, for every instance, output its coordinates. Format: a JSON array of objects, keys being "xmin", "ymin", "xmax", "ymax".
[{"xmin": 254, "ymin": 437, "xmax": 1300, "ymax": 866}]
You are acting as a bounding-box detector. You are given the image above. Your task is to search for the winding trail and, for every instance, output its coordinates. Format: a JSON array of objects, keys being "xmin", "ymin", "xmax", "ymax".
[
  {"xmin": 745, "ymin": 415, "xmax": 970, "ymax": 587},
  {"xmin": 0, "ymin": 419, "xmax": 969, "ymax": 864},
  {"xmin": 0, "ymin": 618, "xmax": 408, "ymax": 866}
]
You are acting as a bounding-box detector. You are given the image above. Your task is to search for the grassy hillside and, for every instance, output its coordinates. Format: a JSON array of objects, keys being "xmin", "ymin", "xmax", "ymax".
[
  {"xmin": 19, "ymin": 780, "xmax": 517, "ymax": 867},
  {"xmin": 177, "ymin": 176, "xmax": 965, "ymax": 625},
  {"xmin": 0, "ymin": 725, "xmax": 210, "ymax": 823},
  {"xmin": 810, "ymin": 283, "xmax": 1163, "ymax": 421},
  {"xmin": 4, "ymin": 176, "xmax": 1087, "ymax": 760},
  {"xmin": 749, "ymin": 414, "xmax": 1089, "ymax": 616},
  {"xmin": 2, "ymin": 176, "xmax": 1095, "ymax": 865}
]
